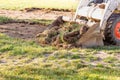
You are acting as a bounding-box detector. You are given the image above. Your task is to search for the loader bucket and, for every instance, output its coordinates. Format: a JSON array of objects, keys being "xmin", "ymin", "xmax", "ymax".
[{"xmin": 76, "ymin": 23, "xmax": 104, "ymax": 48}]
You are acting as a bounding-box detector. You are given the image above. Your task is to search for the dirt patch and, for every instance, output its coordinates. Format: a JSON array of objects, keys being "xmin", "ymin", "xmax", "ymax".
[
  {"xmin": 22, "ymin": 8, "xmax": 71, "ymax": 12},
  {"xmin": 36, "ymin": 17, "xmax": 82, "ymax": 48},
  {"xmin": 0, "ymin": 23, "xmax": 46, "ymax": 39},
  {"xmin": 0, "ymin": 9, "xmax": 73, "ymax": 20}
]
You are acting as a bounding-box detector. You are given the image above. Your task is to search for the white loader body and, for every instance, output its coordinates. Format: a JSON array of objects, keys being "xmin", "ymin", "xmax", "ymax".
[
  {"xmin": 73, "ymin": 0, "xmax": 120, "ymax": 30},
  {"xmin": 63, "ymin": 0, "xmax": 120, "ymax": 29},
  {"xmin": 77, "ymin": 6, "xmax": 104, "ymax": 20}
]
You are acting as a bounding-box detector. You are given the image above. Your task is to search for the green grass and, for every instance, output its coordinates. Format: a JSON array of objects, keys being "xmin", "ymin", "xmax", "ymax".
[
  {"xmin": 0, "ymin": 16, "xmax": 13, "ymax": 24},
  {"xmin": 0, "ymin": 16, "xmax": 120, "ymax": 80},
  {"xmin": 103, "ymin": 56, "xmax": 118, "ymax": 63},
  {"xmin": 0, "ymin": 33, "xmax": 120, "ymax": 80},
  {"xmin": 0, "ymin": 16, "xmax": 52, "ymax": 25},
  {"xmin": 0, "ymin": 0, "xmax": 78, "ymax": 10},
  {"xmin": 28, "ymin": 19, "xmax": 52, "ymax": 25}
]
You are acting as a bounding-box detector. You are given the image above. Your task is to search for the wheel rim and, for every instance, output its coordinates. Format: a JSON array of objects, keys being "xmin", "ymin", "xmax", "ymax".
[{"xmin": 114, "ymin": 22, "xmax": 120, "ymax": 39}]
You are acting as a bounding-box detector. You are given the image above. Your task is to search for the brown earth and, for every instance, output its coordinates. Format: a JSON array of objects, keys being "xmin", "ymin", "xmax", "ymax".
[
  {"xmin": 0, "ymin": 23, "xmax": 46, "ymax": 39},
  {"xmin": 0, "ymin": 9, "xmax": 70, "ymax": 39},
  {"xmin": 0, "ymin": 9, "xmax": 73, "ymax": 40},
  {"xmin": 0, "ymin": 9, "xmax": 73, "ymax": 20}
]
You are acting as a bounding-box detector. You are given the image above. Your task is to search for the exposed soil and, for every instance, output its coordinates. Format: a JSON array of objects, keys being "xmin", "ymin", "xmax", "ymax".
[
  {"xmin": 0, "ymin": 9, "xmax": 118, "ymax": 47},
  {"xmin": 0, "ymin": 9, "xmax": 73, "ymax": 20},
  {"xmin": 0, "ymin": 9, "xmax": 74, "ymax": 40},
  {"xmin": 0, "ymin": 23, "xmax": 46, "ymax": 39}
]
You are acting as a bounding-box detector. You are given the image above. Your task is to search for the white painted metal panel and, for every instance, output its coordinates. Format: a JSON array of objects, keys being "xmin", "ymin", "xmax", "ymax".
[
  {"xmin": 77, "ymin": 7, "xmax": 104, "ymax": 20},
  {"xmin": 117, "ymin": 0, "xmax": 120, "ymax": 10}
]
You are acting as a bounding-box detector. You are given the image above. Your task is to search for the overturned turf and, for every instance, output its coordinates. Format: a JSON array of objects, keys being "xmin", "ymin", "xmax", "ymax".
[{"xmin": 36, "ymin": 16, "xmax": 83, "ymax": 48}]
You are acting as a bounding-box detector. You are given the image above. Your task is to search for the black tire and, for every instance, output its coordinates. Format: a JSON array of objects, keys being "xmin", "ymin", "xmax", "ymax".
[{"xmin": 104, "ymin": 14, "xmax": 120, "ymax": 45}]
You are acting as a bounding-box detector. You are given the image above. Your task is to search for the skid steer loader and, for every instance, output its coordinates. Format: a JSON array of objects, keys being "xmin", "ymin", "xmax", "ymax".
[{"xmin": 48, "ymin": 0, "xmax": 120, "ymax": 47}]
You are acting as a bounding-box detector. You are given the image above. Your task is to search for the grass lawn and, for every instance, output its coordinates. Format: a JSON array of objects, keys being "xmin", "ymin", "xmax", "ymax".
[
  {"xmin": 0, "ymin": 0, "xmax": 78, "ymax": 10},
  {"xmin": 0, "ymin": 33, "xmax": 120, "ymax": 80},
  {"xmin": 0, "ymin": 31, "xmax": 120, "ymax": 80},
  {"xmin": 0, "ymin": 0, "xmax": 120, "ymax": 79},
  {"xmin": 0, "ymin": 16, "xmax": 120, "ymax": 80}
]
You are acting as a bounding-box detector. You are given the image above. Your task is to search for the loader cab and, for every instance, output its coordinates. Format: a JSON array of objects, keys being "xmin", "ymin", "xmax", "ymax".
[
  {"xmin": 90, "ymin": 0, "xmax": 108, "ymax": 4},
  {"xmin": 91, "ymin": 0, "xmax": 103, "ymax": 4}
]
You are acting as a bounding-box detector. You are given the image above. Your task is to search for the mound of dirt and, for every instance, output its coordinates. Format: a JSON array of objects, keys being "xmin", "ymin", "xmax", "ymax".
[
  {"xmin": 36, "ymin": 17, "xmax": 104, "ymax": 48},
  {"xmin": 36, "ymin": 16, "xmax": 82, "ymax": 48}
]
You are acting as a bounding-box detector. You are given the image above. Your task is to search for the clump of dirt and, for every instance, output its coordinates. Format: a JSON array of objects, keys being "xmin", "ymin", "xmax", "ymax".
[{"xmin": 36, "ymin": 16, "xmax": 83, "ymax": 48}]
